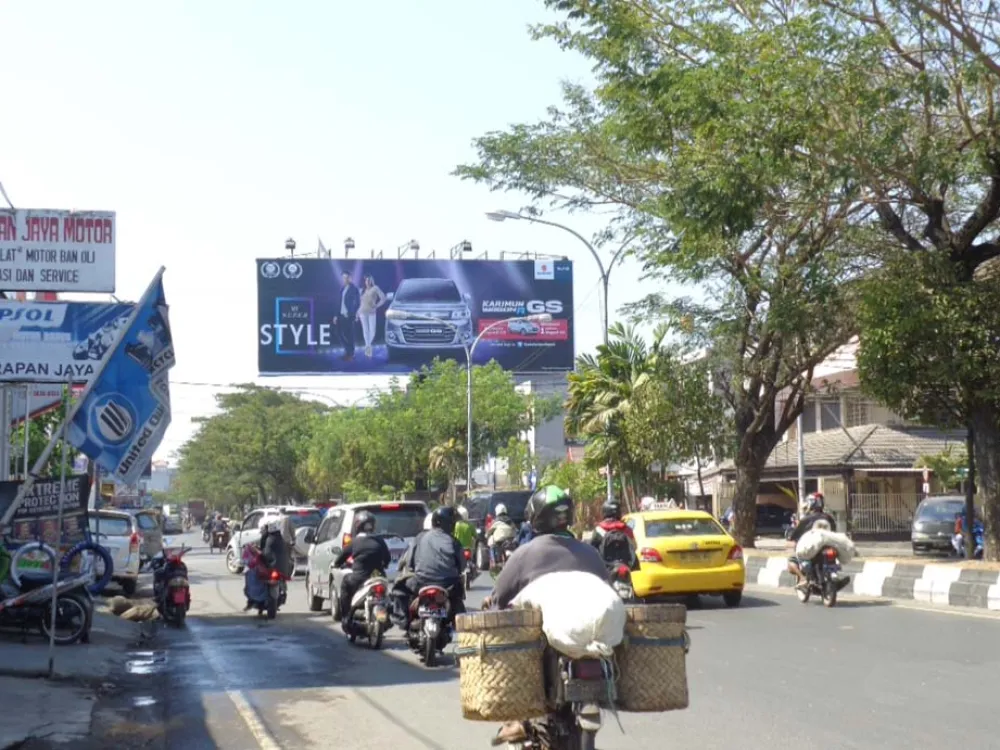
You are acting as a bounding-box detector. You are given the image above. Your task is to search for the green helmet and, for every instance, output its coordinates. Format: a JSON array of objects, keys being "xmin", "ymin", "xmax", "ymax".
[{"xmin": 527, "ymin": 485, "xmax": 574, "ymax": 535}]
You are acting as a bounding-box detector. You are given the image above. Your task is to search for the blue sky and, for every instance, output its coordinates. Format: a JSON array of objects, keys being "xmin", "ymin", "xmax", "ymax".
[{"xmin": 1, "ymin": 1, "xmax": 669, "ymax": 460}]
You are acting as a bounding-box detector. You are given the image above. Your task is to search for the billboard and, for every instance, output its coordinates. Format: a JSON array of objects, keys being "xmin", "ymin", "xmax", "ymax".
[
  {"xmin": 0, "ymin": 300, "xmax": 134, "ymax": 383},
  {"xmin": 257, "ymin": 258, "xmax": 574, "ymax": 374},
  {"xmin": 0, "ymin": 209, "xmax": 116, "ymax": 292}
]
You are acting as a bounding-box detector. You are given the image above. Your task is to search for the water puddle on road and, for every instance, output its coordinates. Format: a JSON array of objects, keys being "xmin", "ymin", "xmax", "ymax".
[{"xmin": 125, "ymin": 650, "xmax": 169, "ymax": 676}]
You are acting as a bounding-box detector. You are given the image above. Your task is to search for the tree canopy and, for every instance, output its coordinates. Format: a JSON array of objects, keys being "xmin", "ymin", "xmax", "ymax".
[{"xmin": 172, "ymin": 361, "xmax": 557, "ymax": 508}]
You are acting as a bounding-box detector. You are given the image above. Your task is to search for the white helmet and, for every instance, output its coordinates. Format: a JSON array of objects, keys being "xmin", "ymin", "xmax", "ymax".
[
  {"xmin": 457, "ymin": 506, "xmax": 469, "ymax": 521},
  {"xmin": 495, "ymin": 503, "xmax": 508, "ymax": 516},
  {"xmin": 640, "ymin": 497, "xmax": 656, "ymax": 511}
]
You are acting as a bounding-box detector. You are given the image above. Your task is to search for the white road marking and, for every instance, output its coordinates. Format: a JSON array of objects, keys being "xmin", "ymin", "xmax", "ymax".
[{"xmin": 227, "ymin": 689, "xmax": 282, "ymax": 750}]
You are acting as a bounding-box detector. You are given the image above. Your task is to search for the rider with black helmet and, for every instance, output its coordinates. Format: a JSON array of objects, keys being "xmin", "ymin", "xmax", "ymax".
[
  {"xmin": 486, "ymin": 486, "xmax": 608, "ymax": 610},
  {"xmin": 786, "ymin": 492, "xmax": 837, "ymax": 589},
  {"xmin": 334, "ymin": 511, "xmax": 391, "ymax": 631},
  {"xmin": 396, "ymin": 506, "xmax": 467, "ymax": 626},
  {"xmin": 589, "ymin": 499, "xmax": 637, "ymax": 569}
]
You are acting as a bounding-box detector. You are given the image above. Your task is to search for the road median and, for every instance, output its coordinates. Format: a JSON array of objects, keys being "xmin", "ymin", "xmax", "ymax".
[{"xmin": 745, "ymin": 552, "xmax": 1000, "ymax": 611}]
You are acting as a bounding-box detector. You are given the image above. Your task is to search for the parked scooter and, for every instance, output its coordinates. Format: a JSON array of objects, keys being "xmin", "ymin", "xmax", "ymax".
[
  {"xmin": 343, "ymin": 575, "xmax": 391, "ymax": 649},
  {"xmin": 407, "ymin": 584, "xmax": 453, "ymax": 667},
  {"xmin": 796, "ymin": 546, "xmax": 851, "ymax": 607},
  {"xmin": 0, "ymin": 574, "xmax": 91, "ymax": 645},
  {"xmin": 150, "ymin": 546, "xmax": 191, "ymax": 626}
]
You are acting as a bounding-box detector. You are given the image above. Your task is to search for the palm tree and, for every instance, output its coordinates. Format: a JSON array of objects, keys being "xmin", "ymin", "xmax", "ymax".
[
  {"xmin": 565, "ymin": 322, "xmax": 667, "ymax": 508},
  {"xmin": 429, "ymin": 438, "xmax": 465, "ymax": 504}
]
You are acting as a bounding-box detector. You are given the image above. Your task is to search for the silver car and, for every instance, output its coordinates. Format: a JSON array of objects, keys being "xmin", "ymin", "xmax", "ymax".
[
  {"xmin": 911, "ymin": 495, "xmax": 966, "ymax": 554},
  {"xmin": 304, "ymin": 500, "xmax": 428, "ymax": 615},
  {"xmin": 225, "ymin": 506, "xmax": 324, "ymax": 574},
  {"xmin": 384, "ymin": 278, "xmax": 473, "ymax": 360}
]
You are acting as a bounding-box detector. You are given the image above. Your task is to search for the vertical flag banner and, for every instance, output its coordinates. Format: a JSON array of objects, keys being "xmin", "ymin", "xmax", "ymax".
[{"xmin": 66, "ymin": 270, "xmax": 174, "ymax": 486}]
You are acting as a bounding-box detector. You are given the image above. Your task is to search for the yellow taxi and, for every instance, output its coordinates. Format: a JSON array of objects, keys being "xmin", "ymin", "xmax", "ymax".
[{"xmin": 624, "ymin": 507, "xmax": 745, "ymax": 607}]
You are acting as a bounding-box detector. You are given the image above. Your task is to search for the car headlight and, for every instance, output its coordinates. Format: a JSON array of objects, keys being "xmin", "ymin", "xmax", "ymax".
[
  {"xmin": 452, "ymin": 309, "xmax": 470, "ymax": 320},
  {"xmin": 913, "ymin": 522, "xmax": 925, "ymax": 532}
]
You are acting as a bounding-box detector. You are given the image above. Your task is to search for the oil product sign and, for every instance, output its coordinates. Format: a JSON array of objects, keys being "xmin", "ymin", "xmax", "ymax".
[{"xmin": 0, "ymin": 209, "xmax": 116, "ymax": 293}]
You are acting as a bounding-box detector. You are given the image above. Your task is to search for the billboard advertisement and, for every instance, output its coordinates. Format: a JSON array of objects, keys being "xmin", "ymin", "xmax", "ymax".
[
  {"xmin": 257, "ymin": 258, "xmax": 574, "ymax": 374},
  {"xmin": 0, "ymin": 209, "xmax": 116, "ymax": 292},
  {"xmin": 0, "ymin": 300, "xmax": 134, "ymax": 383}
]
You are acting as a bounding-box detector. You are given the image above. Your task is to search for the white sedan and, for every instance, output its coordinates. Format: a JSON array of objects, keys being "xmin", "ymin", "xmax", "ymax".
[{"xmin": 88, "ymin": 510, "xmax": 142, "ymax": 596}]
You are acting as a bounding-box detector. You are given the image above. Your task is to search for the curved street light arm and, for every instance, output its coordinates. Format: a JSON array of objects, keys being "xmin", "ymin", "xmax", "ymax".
[{"xmin": 521, "ymin": 215, "xmax": 607, "ymax": 279}]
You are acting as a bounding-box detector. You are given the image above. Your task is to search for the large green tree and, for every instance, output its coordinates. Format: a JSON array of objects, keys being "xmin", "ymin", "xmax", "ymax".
[{"xmin": 456, "ymin": 2, "xmax": 861, "ymax": 545}]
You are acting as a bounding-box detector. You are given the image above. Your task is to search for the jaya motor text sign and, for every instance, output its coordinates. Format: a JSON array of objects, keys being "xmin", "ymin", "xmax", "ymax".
[
  {"xmin": 0, "ymin": 209, "xmax": 116, "ymax": 292},
  {"xmin": 257, "ymin": 258, "xmax": 575, "ymax": 374},
  {"xmin": 0, "ymin": 300, "xmax": 134, "ymax": 383}
]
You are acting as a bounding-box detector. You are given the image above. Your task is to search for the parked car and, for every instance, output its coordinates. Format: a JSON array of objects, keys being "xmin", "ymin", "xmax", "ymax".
[
  {"xmin": 720, "ymin": 503, "xmax": 795, "ymax": 537},
  {"xmin": 88, "ymin": 510, "xmax": 141, "ymax": 596},
  {"xmin": 461, "ymin": 491, "xmax": 533, "ymax": 568},
  {"xmin": 163, "ymin": 515, "xmax": 184, "ymax": 534},
  {"xmin": 124, "ymin": 508, "xmax": 164, "ymax": 562},
  {"xmin": 304, "ymin": 500, "xmax": 428, "ymax": 614},
  {"xmin": 225, "ymin": 506, "xmax": 325, "ymax": 574},
  {"xmin": 911, "ymin": 495, "xmax": 967, "ymax": 554}
]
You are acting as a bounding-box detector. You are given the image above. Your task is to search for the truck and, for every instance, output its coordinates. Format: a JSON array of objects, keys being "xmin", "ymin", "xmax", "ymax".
[{"xmin": 187, "ymin": 500, "xmax": 207, "ymax": 525}]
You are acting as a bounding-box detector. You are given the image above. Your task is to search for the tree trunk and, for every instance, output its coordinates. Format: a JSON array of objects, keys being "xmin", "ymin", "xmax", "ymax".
[
  {"xmin": 731, "ymin": 456, "xmax": 763, "ymax": 548},
  {"xmin": 971, "ymin": 405, "xmax": 1000, "ymax": 560}
]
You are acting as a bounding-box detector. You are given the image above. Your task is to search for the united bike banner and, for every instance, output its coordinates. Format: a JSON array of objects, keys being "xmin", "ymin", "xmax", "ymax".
[{"xmin": 65, "ymin": 268, "xmax": 174, "ymax": 486}]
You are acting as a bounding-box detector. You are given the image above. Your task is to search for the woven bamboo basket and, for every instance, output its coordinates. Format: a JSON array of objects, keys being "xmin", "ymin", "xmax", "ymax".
[
  {"xmin": 615, "ymin": 603, "xmax": 690, "ymax": 712},
  {"xmin": 454, "ymin": 608, "xmax": 546, "ymax": 721}
]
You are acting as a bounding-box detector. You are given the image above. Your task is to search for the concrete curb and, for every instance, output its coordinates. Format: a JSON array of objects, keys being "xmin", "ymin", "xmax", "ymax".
[{"xmin": 745, "ymin": 554, "xmax": 1000, "ymax": 610}]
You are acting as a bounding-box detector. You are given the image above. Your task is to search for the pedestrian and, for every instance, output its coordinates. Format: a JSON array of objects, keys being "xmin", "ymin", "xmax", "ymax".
[{"xmin": 333, "ymin": 271, "xmax": 361, "ymax": 360}]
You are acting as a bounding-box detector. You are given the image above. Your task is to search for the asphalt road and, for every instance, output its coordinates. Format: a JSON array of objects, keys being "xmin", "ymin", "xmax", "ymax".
[{"xmin": 86, "ymin": 532, "xmax": 1000, "ymax": 749}]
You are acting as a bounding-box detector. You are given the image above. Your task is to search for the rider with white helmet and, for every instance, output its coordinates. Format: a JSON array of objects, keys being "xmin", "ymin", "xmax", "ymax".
[{"xmin": 486, "ymin": 502, "xmax": 518, "ymax": 569}]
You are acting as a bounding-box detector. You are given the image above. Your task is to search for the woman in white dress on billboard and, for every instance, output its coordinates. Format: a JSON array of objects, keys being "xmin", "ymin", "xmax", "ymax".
[{"xmin": 359, "ymin": 274, "xmax": 387, "ymax": 357}]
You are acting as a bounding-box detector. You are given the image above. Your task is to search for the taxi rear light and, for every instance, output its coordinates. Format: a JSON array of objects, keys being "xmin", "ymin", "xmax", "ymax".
[
  {"xmin": 728, "ymin": 545, "xmax": 743, "ymax": 561},
  {"xmin": 639, "ymin": 547, "xmax": 662, "ymax": 563}
]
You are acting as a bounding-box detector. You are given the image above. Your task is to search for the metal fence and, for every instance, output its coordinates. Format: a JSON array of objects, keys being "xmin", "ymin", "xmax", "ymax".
[{"xmin": 848, "ymin": 492, "xmax": 921, "ymax": 535}]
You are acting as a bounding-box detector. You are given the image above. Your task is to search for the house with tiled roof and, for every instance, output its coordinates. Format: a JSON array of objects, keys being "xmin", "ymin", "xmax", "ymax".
[{"xmin": 696, "ymin": 339, "xmax": 965, "ymax": 538}]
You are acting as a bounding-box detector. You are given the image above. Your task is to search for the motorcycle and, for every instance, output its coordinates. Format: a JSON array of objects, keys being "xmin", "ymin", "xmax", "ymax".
[
  {"xmin": 407, "ymin": 584, "xmax": 453, "ymax": 667},
  {"xmin": 151, "ymin": 546, "xmax": 191, "ymax": 626},
  {"xmin": 462, "ymin": 549, "xmax": 478, "ymax": 592},
  {"xmin": 202, "ymin": 527, "xmax": 211, "ymax": 543},
  {"xmin": 0, "ymin": 574, "xmax": 92, "ymax": 645},
  {"xmin": 490, "ymin": 539, "xmax": 518, "ymax": 579},
  {"xmin": 796, "ymin": 546, "xmax": 851, "ymax": 608},
  {"xmin": 608, "ymin": 563, "xmax": 633, "ymax": 601},
  {"xmin": 344, "ymin": 575, "xmax": 391, "ymax": 649},
  {"xmin": 507, "ymin": 647, "xmax": 616, "ymax": 750},
  {"xmin": 210, "ymin": 528, "xmax": 230, "ymax": 554}
]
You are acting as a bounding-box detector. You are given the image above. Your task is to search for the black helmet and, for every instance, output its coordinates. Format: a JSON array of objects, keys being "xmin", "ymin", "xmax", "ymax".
[
  {"xmin": 601, "ymin": 500, "xmax": 621, "ymax": 520},
  {"xmin": 431, "ymin": 506, "xmax": 457, "ymax": 534},
  {"xmin": 527, "ymin": 486, "xmax": 574, "ymax": 535},
  {"xmin": 354, "ymin": 511, "xmax": 376, "ymax": 534}
]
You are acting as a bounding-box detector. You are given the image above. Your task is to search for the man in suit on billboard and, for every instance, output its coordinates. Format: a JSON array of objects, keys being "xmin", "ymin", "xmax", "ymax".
[{"xmin": 333, "ymin": 272, "xmax": 361, "ymax": 360}]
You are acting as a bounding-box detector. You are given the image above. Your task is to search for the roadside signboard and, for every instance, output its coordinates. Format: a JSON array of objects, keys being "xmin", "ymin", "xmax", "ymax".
[
  {"xmin": 0, "ymin": 300, "xmax": 134, "ymax": 383},
  {"xmin": 257, "ymin": 258, "xmax": 575, "ymax": 374},
  {"xmin": 0, "ymin": 209, "xmax": 116, "ymax": 292}
]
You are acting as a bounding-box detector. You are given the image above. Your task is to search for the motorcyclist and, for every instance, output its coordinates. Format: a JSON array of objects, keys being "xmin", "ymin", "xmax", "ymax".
[
  {"xmin": 486, "ymin": 503, "xmax": 518, "ymax": 568},
  {"xmin": 394, "ymin": 506, "xmax": 466, "ymax": 626},
  {"xmin": 485, "ymin": 486, "xmax": 610, "ymax": 747},
  {"xmin": 242, "ymin": 519, "xmax": 288, "ymax": 610},
  {"xmin": 334, "ymin": 511, "xmax": 391, "ymax": 630},
  {"xmin": 786, "ymin": 493, "xmax": 837, "ymax": 588},
  {"xmin": 517, "ymin": 519, "xmax": 534, "ymax": 546},
  {"xmin": 589, "ymin": 499, "xmax": 637, "ymax": 569},
  {"xmin": 453, "ymin": 506, "xmax": 477, "ymax": 556},
  {"xmin": 484, "ymin": 486, "xmax": 608, "ymax": 610}
]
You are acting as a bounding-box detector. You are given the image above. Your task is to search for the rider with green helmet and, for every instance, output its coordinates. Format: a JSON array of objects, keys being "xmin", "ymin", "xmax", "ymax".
[{"xmin": 485, "ymin": 485, "xmax": 607, "ymax": 610}]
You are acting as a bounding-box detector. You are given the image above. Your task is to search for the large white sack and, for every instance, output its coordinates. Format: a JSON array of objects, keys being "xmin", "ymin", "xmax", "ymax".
[
  {"xmin": 512, "ymin": 571, "xmax": 626, "ymax": 659},
  {"xmin": 796, "ymin": 528, "xmax": 857, "ymax": 563}
]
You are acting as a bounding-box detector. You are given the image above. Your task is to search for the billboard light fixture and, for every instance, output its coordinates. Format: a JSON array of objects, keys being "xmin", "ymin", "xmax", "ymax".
[
  {"xmin": 285, "ymin": 237, "xmax": 296, "ymax": 255},
  {"xmin": 344, "ymin": 237, "xmax": 356, "ymax": 252}
]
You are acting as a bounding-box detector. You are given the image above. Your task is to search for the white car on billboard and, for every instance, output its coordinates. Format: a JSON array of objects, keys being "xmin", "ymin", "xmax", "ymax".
[
  {"xmin": 508, "ymin": 319, "xmax": 540, "ymax": 336},
  {"xmin": 383, "ymin": 278, "xmax": 474, "ymax": 360}
]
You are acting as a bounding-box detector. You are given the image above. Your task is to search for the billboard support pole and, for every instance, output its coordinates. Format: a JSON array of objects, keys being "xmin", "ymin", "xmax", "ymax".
[
  {"xmin": 23, "ymin": 386, "xmax": 31, "ymax": 479},
  {"xmin": 46, "ymin": 376, "xmax": 72, "ymax": 678},
  {"xmin": 0, "ymin": 386, "xmax": 9, "ymax": 481}
]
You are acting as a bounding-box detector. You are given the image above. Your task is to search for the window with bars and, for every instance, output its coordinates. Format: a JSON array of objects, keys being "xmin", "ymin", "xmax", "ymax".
[{"xmin": 844, "ymin": 397, "xmax": 874, "ymax": 427}]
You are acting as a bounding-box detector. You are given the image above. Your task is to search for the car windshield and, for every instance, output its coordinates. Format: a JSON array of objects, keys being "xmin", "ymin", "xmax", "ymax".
[
  {"xmin": 916, "ymin": 501, "xmax": 965, "ymax": 521},
  {"xmin": 645, "ymin": 518, "xmax": 725, "ymax": 537},
  {"xmin": 283, "ymin": 510, "xmax": 323, "ymax": 529},
  {"xmin": 362, "ymin": 505, "xmax": 427, "ymax": 538},
  {"xmin": 89, "ymin": 516, "xmax": 132, "ymax": 536},
  {"xmin": 393, "ymin": 278, "xmax": 462, "ymax": 303}
]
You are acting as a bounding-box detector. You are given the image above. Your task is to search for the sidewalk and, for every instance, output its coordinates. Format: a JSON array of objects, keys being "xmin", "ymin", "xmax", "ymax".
[
  {"xmin": 753, "ymin": 537, "xmax": 914, "ymax": 558},
  {"xmin": 0, "ymin": 612, "xmax": 141, "ymax": 748}
]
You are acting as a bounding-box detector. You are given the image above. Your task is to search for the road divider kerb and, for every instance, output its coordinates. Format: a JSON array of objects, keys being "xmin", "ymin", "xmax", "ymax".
[{"xmin": 744, "ymin": 553, "xmax": 1000, "ymax": 612}]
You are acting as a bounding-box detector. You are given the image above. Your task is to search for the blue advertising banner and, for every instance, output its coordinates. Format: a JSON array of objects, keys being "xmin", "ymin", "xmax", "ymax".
[
  {"xmin": 0, "ymin": 300, "xmax": 134, "ymax": 383},
  {"xmin": 66, "ymin": 270, "xmax": 175, "ymax": 486},
  {"xmin": 257, "ymin": 258, "xmax": 575, "ymax": 374}
]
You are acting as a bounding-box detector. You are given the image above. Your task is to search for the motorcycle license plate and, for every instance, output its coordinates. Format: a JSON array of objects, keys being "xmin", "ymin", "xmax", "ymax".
[{"xmin": 171, "ymin": 590, "xmax": 187, "ymax": 604}]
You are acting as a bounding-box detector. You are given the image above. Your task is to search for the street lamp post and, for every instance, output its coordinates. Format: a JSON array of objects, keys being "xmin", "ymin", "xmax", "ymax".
[
  {"xmin": 385, "ymin": 310, "xmax": 552, "ymax": 499},
  {"xmin": 486, "ymin": 210, "xmax": 636, "ymax": 504}
]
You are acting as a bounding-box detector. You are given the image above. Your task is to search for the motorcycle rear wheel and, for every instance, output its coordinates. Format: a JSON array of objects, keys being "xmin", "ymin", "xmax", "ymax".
[
  {"xmin": 423, "ymin": 636, "xmax": 436, "ymax": 667},
  {"xmin": 822, "ymin": 581, "xmax": 837, "ymax": 608},
  {"xmin": 368, "ymin": 621, "xmax": 384, "ymax": 650},
  {"xmin": 796, "ymin": 586, "xmax": 810, "ymax": 603},
  {"xmin": 40, "ymin": 594, "xmax": 89, "ymax": 645},
  {"xmin": 266, "ymin": 597, "xmax": 277, "ymax": 620}
]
